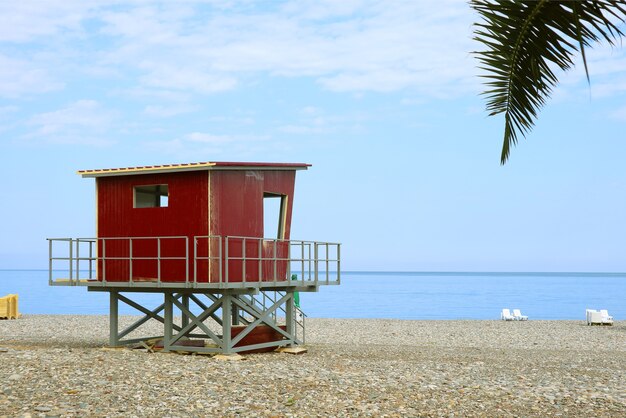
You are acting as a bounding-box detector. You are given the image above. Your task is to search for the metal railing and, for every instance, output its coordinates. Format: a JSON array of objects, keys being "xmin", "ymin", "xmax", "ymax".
[
  {"xmin": 48, "ymin": 235, "xmax": 340, "ymax": 288},
  {"xmin": 48, "ymin": 236, "xmax": 188, "ymax": 286},
  {"xmin": 48, "ymin": 238, "xmax": 96, "ymax": 286},
  {"xmin": 244, "ymin": 291, "xmax": 306, "ymax": 343}
]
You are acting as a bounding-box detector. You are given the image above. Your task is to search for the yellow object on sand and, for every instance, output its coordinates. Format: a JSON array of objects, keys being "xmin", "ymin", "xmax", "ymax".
[{"xmin": 0, "ymin": 294, "xmax": 19, "ymax": 319}]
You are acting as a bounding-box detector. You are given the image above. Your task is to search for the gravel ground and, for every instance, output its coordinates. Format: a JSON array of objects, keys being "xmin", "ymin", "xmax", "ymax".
[{"xmin": 0, "ymin": 315, "xmax": 624, "ymax": 417}]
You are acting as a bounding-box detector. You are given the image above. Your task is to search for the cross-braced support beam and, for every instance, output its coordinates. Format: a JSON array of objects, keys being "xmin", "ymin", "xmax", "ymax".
[
  {"xmin": 109, "ymin": 291, "xmax": 183, "ymax": 346},
  {"xmin": 107, "ymin": 290, "xmax": 302, "ymax": 354}
]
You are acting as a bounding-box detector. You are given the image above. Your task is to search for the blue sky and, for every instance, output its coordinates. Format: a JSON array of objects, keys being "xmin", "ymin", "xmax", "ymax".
[{"xmin": 1, "ymin": 1, "xmax": 626, "ymax": 271}]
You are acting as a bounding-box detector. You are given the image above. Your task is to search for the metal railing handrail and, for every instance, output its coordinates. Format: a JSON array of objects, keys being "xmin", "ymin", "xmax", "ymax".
[
  {"xmin": 246, "ymin": 290, "xmax": 306, "ymax": 343},
  {"xmin": 48, "ymin": 235, "xmax": 340, "ymax": 288}
]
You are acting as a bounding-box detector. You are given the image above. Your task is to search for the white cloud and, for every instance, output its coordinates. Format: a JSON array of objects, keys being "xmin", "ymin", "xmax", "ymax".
[
  {"xmin": 0, "ymin": 1, "xmax": 94, "ymax": 42},
  {"xmin": 400, "ymin": 97, "xmax": 426, "ymax": 106},
  {"xmin": 0, "ymin": 54, "xmax": 62, "ymax": 98},
  {"xmin": 589, "ymin": 80, "xmax": 626, "ymax": 99},
  {"xmin": 583, "ymin": 46, "xmax": 626, "ymax": 79},
  {"xmin": 114, "ymin": 87, "xmax": 191, "ymax": 103},
  {"xmin": 80, "ymin": 0, "xmax": 478, "ymax": 96},
  {"xmin": 186, "ymin": 132, "xmax": 234, "ymax": 143},
  {"xmin": 141, "ymin": 130, "xmax": 273, "ymax": 159},
  {"xmin": 139, "ymin": 65, "xmax": 238, "ymax": 93},
  {"xmin": 141, "ymin": 138, "xmax": 186, "ymax": 155},
  {"xmin": 0, "ymin": 105, "xmax": 19, "ymax": 134},
  {"xmin": 609, "ymin": 106, "xmax": 626, "ymax": 121},
  {"xmin": 277, "ymin": 106, "xmax": 366, "ymax": 135},
  {"xmin": 207, "ymin": 115, "xmax": 256, "ymax": 125},
  {"xmin": 2, "ymin": 0, "xmax": 623, "ymax": 102},
  {"xmin": 26, "ymin": 100, "xmax": 117, "ymax": 146},
  {"xmin": 300, "ymin": 106, "xmax": 321, "ymax": 115},
  {"xmin": 278, "ymin": 124, "xmax": 324, "ymax": 135},
  {"xmin": 0, "ymin": 105, "xmax": 19, "ymax": 116},
  {"xmin": 143, "ymin": 104, "xmax": 197, "ymax": 117},
  {"xmin": 186, "ymin": 132, "xmax": 269, "ymax": 143},
  {"xmin": 543, "ymin": 38, "xmax": 626, "ymax": 100}
]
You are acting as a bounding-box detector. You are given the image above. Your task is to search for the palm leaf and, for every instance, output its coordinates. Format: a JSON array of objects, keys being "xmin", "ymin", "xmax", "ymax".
[{"xmin": 471, "ymin": 0, "xmax": 626, "ymax": 164}]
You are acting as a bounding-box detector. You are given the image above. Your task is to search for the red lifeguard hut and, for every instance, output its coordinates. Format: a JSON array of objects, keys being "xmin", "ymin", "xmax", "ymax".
[{"xmin": 48, "ymin": 162, "xmax": 340, "ymax": 354}]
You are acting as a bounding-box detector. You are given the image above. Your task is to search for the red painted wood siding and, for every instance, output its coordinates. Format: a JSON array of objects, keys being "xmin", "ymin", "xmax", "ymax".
[
  {"xmin": 209, "ymin": 170, "xmax": 295, "ymax": 238},
  {"xmin": 206, "ymin": 170, "xmax": 296, "ymax": 283},
  {"xmin": 95, "ymin": 169, "xmax": 298, "ymax": 284},
  {"xmin": 97, "ymin": 171, "xmax": 208, "ymax": 282}
]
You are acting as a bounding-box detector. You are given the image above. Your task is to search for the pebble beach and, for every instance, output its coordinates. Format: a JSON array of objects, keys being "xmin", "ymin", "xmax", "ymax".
[{"xmin": 0, "ymin": 315, "xmax": 624, "ymax": 417}]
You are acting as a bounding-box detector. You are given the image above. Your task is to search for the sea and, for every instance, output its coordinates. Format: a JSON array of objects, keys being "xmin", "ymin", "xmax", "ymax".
[{"xmin": 1, "ymin": 270, "xmax": 624, "ymax": 320}]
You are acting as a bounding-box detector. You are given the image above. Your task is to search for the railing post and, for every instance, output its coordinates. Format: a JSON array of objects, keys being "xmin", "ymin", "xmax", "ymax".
[
  {"xmin": 157, "ymin": 238, "xmax": 161, "ymax": 285},
  {"xmin": 185, "ymin": 237, "xmax": 189, "ymax": 287},
  {"xmin": 273, "ymin": 239, "xmax": 277, "ymax": 283},
  {"xmin": 219, "ymin": 237, "xmax": 223, "ymax": 284},
  {"xmin": 300, "ymin": 241, "xmax": 304, "ymax": 282},
  {"xmin": 76, "ymin": 239, "xmax": 80, "ymax": 282},
  {"xmin": 69, "ymin": 239, "xmax": 73, "ymax": 284},
  {"xmin": 258, "ymin": 239, "xmax": 262, "ymax": 282},
  {"xmin": 207, "ymin": 236, "xmax": 211, "ymax": 283},
  {"xmin": 326, "ymin": 243, "xmax": 329, "ymax": 285},
  {"xmin": 102, "ymin": 239, "xmax": 107, "ymax": 284},
  {"xmin": 129, "ymin": 238, "xmax": 133, "ymax": 284},
  {"xmin": 194, "ymin": 237, "xmax": 198, "ymax": 285},
  {"xmin": 287, "ymin": 241, "xmax": 291, "ymax": 282},
  {"xmin": 48, "ymin": 239, "xmax": 53, "ymax": 286},
  {"xmin": 314, "ymin": 243, "xmax": 318, "ymax": 285},
  {"xmin": 242, "ymin": 238, "xmax": 246, "ymax": 284},
  {"xmin": 308, "ymin": 243, "xmax": 312, "ymax": 282},
  {"xmin": 89, "ymin": 240, "xmax": 93, "ymax": 279},
  {"xmin": 224, "ymin": 236, "xmax": 229, "ymax": 285},
  {"xmin": 337, "ymin": 243, "xmax": 341, "ymax": 284}
]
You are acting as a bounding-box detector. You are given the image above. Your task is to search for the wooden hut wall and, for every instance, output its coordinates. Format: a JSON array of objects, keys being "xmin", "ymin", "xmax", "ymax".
[
  {"xmin": 208, "ymin": 170, "xmax": 296, "ymax": 283},
  {"xmin": 97, "ymin": 171, "xmax": 208, "ymax": 282}
]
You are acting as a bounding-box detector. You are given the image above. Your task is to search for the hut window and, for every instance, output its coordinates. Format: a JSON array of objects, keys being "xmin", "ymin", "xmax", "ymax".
[
  {"xmin": 134, "ymin": 185, "xmax": 169, "ymax": 208},
  {"xmin": 263, "ymin": 193, "xmax": 287, "ymax": 239}
]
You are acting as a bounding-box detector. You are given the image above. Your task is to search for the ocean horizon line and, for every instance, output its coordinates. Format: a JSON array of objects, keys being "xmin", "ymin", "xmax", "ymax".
[
  {"xmin": 1, "ymin": 270, "xmax": 623, "ymax": 319},
  {"xmin": 342, "ymin": 271, "xmax": 626, "ymax": 277},
  {"xmin": 1, "ymin": 269, "xmax": 626, "ymax": 277}
]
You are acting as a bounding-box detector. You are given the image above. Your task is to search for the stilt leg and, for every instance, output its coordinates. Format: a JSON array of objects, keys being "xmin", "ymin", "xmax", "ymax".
[
  {"xmin": 109, "ymin": 291, "xmax": 119, "ymax": 347},
  {"xmin": 232, "ymin": 295, "xmax": 240, "ymax": 325},
  {"xmin": 163, "ymin": 292, "xmax": 173, "ymax": 352},
  {"xmin": 181, "ymin": 294, "xmax": 190, "ymax": 329},
  {"xmin": 286, "ymin": 291, "xmax": 294, "ymax": 346},
  {"xmin": 222, "ymin": 293, "xmax": 232, "ymax": 354}
]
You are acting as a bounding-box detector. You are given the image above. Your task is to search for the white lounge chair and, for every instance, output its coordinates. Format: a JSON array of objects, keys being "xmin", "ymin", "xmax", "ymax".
[
  {"xmin": 600, "ymin": 310, "xmax": 614, "ymax": 325},
  {"xmin": 586, "ymin": 309, "xmax": 612, "ymax": 325},
  {"xmin": 501, "ymin": 308, "xmax": 515, "ymax": 321},
  {"xmin": 512, "ymin": 309, "xmax": 528, "ymax": 321}
]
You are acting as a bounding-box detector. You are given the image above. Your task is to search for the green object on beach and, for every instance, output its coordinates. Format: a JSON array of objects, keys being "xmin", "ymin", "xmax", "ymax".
[{"xmin": 291, "ymin": 274, "xmax": 300, "ymax": 308}]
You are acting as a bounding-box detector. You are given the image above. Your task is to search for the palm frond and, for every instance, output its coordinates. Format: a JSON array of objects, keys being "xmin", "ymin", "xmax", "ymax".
[{"xmin": 471, "ymin": 0, "xmax": 626, "ymax": 164}]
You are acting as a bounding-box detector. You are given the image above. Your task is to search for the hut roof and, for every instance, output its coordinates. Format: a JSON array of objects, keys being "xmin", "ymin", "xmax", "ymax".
[{"xmin": 78, "ymin": 161, "xmax": 310, "ymax": 178}]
